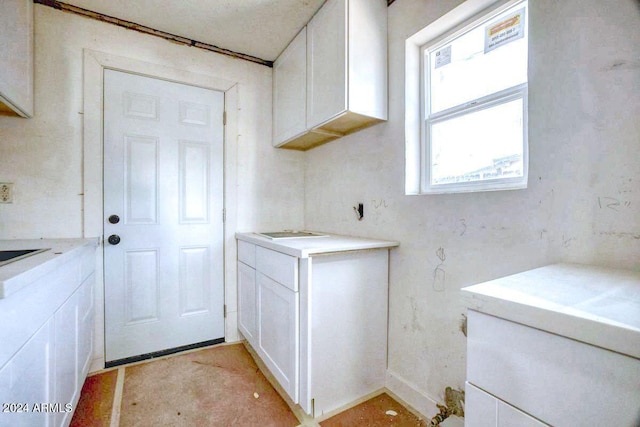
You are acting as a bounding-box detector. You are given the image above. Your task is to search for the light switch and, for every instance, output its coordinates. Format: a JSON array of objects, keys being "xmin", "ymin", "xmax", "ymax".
[{"xmin": 0, "ymin": 183, "xmax": 14, "ymax": 203}]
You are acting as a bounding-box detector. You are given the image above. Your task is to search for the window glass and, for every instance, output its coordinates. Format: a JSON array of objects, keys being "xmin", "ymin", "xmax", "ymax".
[
  {"xmin": 428, "ymin": 4, "xmax": 528, "ymax": 114},
  {"xmin": 430, "ymin": 97, "xmax": 524, "ymax": 185}
]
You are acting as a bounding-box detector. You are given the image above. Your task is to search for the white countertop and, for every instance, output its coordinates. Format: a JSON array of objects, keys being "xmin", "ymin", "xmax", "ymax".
[
  {"xmin": 236, "ymin": 232, "xmax": 399, "ymax": 258},
  {"xmin": 461, "ymin": 263, "xmax": 640, "ymax": 359},
  {"xmin": 0, "ymin": 238, "xmax": 98, "ymax": 299}
]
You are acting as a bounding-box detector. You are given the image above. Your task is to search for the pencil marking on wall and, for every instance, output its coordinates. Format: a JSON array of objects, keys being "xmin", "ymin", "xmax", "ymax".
[
  {"xmin": 372, "ymin": 199, "xmax": 388, "ymax": 209},
  {"xmin": 598, "ymin": 196, "xmax": 632, "ymax": 212},
  {"xmin": 562, "ymin": 234, "xmax": 574, "ymax": 248},
  {"xmin": 458, "ymin": 219, "xmax": 467, "ymax": 236},
  {"xmin": 601, "ymin": 59, "xmax": 640, "ymax": 72},
  {"xmin": 433, "ymin": 247, "xmax": 446, "ymax": 291},
  {"xmin": 409, "ymin": 297, "xmax": 425, "ymax": 332},
  {"xmin": 599, "ymin": 231, "xmax": 640, "ymax": 240}
]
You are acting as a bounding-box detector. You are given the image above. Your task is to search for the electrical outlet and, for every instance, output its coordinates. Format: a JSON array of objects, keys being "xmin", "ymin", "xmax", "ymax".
[{"xmin": 0, "ymin": 183, "xmax": 14, "ymax": 203}]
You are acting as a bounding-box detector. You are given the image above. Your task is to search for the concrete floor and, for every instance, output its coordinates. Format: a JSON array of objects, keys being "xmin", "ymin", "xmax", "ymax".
[{"xmin": 71, "ymin": 343, "xmax": 429, "ymax": 426}]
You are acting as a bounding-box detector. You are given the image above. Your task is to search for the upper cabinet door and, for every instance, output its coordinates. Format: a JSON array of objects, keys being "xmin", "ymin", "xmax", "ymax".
[
  {"xmin": 0, "ymin": 0, "xmax": 34, "ymax": 117},
  {"xmin": 273, "ymin": 28, "xmax": 307, "ymax": 147},
  {"xmin": 306, "ymin": 0, "xmax": 347, "ymax": 129}
]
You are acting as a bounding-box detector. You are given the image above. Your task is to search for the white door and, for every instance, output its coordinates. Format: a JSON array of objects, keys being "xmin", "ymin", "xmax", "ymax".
[{"xmin": 103, "ymin": 70, "xmax": 225, "ymax": 363}]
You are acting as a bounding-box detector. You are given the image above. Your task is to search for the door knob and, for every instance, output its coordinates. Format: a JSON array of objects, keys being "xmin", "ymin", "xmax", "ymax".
[
  {"xmin": 108, "ymin": 234, "xmax": 121, "ymax": 245},
  {"xmin": 108, "ymin": 214, "xmax": 120, "ymax": 224}
]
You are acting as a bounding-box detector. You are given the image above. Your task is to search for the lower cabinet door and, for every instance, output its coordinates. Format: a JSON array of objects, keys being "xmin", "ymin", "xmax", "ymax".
[
  {"xmin": 78, "ymin": 275, "xmax": 95, "ymax": 382},
  {"xmin": 54, "ymin": 288, "xmax": 80, "ymax": 427},
  {"xmin": 0, "ymin": 320, "xmax": 55, "ymax": 427},
  {"xmin": 257, "ymin": 272, "xmax": 299, "ymax": 402},
  {"xmin": 238, "ymin": 261, "xmax": 257, "ymax": 346}
]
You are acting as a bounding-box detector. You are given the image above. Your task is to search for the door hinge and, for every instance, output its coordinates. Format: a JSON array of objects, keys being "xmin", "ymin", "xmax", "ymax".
[
  {"xmin": 224, "ymin": 304, "xmax": 227, "ymax": 318},
  {"xmin": 222, "ymin": 208, "xmax": 226, "ymax": 223},
  {"xmin": 223, "ymin": 111, "xmax": 226, "ymax": 125}
]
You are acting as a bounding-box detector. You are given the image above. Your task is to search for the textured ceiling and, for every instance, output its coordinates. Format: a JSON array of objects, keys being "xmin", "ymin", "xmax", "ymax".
[{"xmin": 62, "ymin": 0, "xmax": 327, "ymax": 61}]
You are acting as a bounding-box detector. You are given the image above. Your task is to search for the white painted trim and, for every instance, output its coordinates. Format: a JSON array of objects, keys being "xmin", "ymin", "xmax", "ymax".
[
  {"xmin": 82, "ymin": 48, "xmax": 239, "ymax": 371},
  {"xmin": 385, "ymin": 369, "xmax": 440, "ymax": 419},
  {"xmin": 88, "ymin": 356, "xmax": 103, "ymax": 374}
]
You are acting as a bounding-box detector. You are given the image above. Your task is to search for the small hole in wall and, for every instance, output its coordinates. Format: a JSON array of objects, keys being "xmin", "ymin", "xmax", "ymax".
[
  {"xmin": 459, "ymin": 314, "xmax": 467, "ymax": 337},
  {"xmin": 353, "ymin": 203, "xmax": 364, "ymax": 221}
]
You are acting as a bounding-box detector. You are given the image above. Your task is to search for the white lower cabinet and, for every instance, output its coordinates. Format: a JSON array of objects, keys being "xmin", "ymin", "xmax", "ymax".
[
  {"xmin": 257, "ymin": 272, "xmax": 299, "ymax": 401},
  {"xmin": 0, "ymin": 243, "xmax": 96, "ymax": 427},
  {"xmin": 237, "ymin": 236, "xmax": 393, "ymax": 418}
]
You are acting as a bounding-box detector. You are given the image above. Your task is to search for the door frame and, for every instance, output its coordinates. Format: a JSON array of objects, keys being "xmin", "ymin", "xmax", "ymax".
[{"xmin": 82, "ymin": 49, "xmax": 240, "ymax": 371}]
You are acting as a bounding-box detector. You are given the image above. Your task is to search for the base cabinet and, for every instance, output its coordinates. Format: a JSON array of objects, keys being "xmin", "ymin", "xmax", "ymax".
[
  {"xmin": 237, "ymin": 237, "xmax": 391, "ymax": 418},
  {"xmin": 0, "ymin": 244, "xmax": 96, "ymax": 427}
]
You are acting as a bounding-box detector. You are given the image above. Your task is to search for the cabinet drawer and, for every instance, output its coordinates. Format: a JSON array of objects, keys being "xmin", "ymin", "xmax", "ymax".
[
  {"xmin": 256, "ymin": 247, "xmax": 298, "ymax": 291},
  {"xmin": 237, "ymin": 241, "xmax": 256, "ymax": 268}
]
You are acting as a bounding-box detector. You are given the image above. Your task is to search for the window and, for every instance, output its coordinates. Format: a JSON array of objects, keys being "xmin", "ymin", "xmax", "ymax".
[{"xmin": 419, "ymin": 1, "xmax": 528, "ymax": 194}]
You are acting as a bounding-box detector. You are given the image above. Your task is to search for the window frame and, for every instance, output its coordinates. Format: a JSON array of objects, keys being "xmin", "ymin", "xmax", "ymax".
[{"xmin": 419, "ymin": 0, "xmax": 529, "ymax": 194}]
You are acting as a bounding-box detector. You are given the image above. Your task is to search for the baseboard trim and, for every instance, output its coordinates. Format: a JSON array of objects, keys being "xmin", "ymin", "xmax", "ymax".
[
  {"xmin": 89, "ymin": 356, "xmax": 105, "ymax": 374},
  {"xmin": 385, "ymin": 369, "xmax": 440, "ymax": 419}
]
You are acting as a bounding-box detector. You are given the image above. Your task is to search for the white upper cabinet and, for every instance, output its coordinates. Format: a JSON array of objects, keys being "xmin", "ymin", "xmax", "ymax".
[
  {"xmin": 0, "ymin": 0, "xmax": 34, "ymax": 117},
  {"xmin": 273, "ymin": 0, "xmax": 387, "ymax": 150}
]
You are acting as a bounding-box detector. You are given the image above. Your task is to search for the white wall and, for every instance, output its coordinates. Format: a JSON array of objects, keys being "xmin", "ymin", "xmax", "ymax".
[
  {"xmin": 0, "ymin": 6, "xmax": 305, "ymax": 368},
  {"xmin": 304, "ymin": 0, "xmax": 640, "ymax": 416}
]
